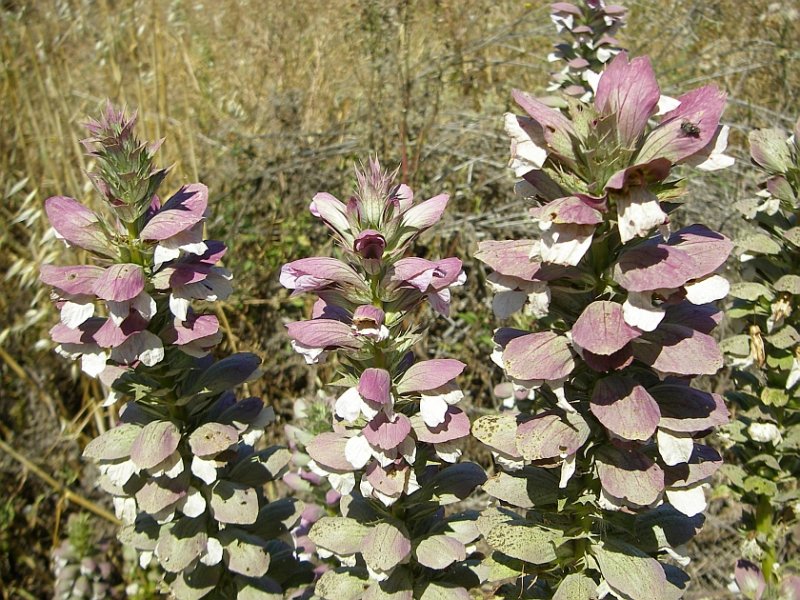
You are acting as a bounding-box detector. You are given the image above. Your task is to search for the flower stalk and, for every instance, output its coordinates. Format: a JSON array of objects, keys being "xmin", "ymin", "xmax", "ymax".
[
  {"xmin": 282, "ymin": 159, "xmax": 485, "ymax": 597},
  {"xmin": 476, "ymin": 52, "xmax": 734, "ymax": 598}
]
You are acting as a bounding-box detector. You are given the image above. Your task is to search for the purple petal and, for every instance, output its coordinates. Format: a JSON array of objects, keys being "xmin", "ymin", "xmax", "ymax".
[
  {"xmin": 597, "ymin": 448, "xmax": 665, "ymax": 507},
  {"xmin": 530, "ymin": 196, "xmax": 603, "ymax": 225},
  {"xmin": 306, "ymin": 432, "xmax": 353, "ymax": 472},
  {"xmin": 358, "ymin": 368, "xmax": 392, "ymax": 404},
  {"xmin": 311, "ymin": 298, "xmax": 351, "ymax": 322},
  {"xmin": 590, "ymin": 375, "xmax": 660, "ymax": 441},
  {"xmin": 650, "ymin": 382, "xmax": 729, "ymax": 433},
  {"xmin": 515, "ymin": 411, "xmax": 589, "ymax": 460},
  {"xmin": 40, "ymin": 265, "xmax": 105, "ymax": 296},
  {"xmin": 503, "ymin": 332, "xmax": 575, "ymax": 381},
  {"xmin": 164, "ymin": 314, "xmax": 220, "ymax": 345},
  {"xmin": 734, "ymin": 560, "xmax": 766, "ymax": 600},
  {"xmin": 634, "ymin": 324, "xmax": 723, "ymax": 376},
  {"xmin": 93, "ymin": 263, "xmax": 145, "ymax": 302},
  {"xmin": 45, "ymin": 196, "xmax": 114, "ymax": 257},
  {"xmin": 512, "ymin": 89, "xmax": 576, "ymax": 159},
  {"xmin": 663, "ymin": 302, "xmax": 722, "ymax": 334},
  {"xmin": 352, "ymin": 305, "xmax": 385, "ymax": 327},
  {"xmin": 130, "ymin": 420, "xmax": 181, "ymax": 470},
  {"xmin": 401, "ymin": 193, "xmax": 449, "ymax": 229},
  {"xmin": 285, "ymin": 319, "xmax": 359, "ymax": 350},
  {"xmin": 475, "ymin": 240, "xmax": 556, "ymax": 281},
  {"xmin": 638, "ymin": 85, "xmax": 727, "ymax": 165},
  {"xmin": 666, "ymin": 225, "xmax": 733, "ymax": 280},
  {"xmin": 50, "ymin": 319, "xmax": 103, "ymax": 344},
  {"xmin": 614, "ymin": 244, "xmax": 696, "ymax": 292},
  {"xmin": 595, "ymin": 53, "xmax": 661, "ymax": 147},
  {"xmin": 414, "ymin": 407, "xmax": 471, "ymax": 443},
  {"xmin": 93, "ymin": 312, "xmax": 149, "ymax": 347},
  {"xmin": 363, "ymin": 412, "xmax": 412, "ymax": 450},
  {"xmin": 664, "ymin": 444, "xmax": 722, "ymax": 487},
  {"xmin": 280, "ymin": 257, "xmax": 365, "ymax": 294},
  {"xmin": 396, "ymin": 359, "xmax": 465, "ymax": 394},
  {"xmin": 582, "ymin": 346, "xmax": 634, "ymax": 372},
  {"xmin": 353, "ymin": 230, "xmax": 386, "ymax": 259},
  {"xmin": 572, "ymin": 301, "xmax": 640, "ymax": 355},
  {"xmin": 139, "ymin": 183, "xmax": 208, "ymax": 241}
]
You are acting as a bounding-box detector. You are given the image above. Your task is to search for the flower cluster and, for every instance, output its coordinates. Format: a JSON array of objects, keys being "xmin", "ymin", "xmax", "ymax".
[
  {"xmin": 475, "ymin": 52, "xmax": 733, "ymax": 598},
  {"xmin": 721, "ymin": 117, "xmax": 800, "ymax": 597},
  {"xmin": 547, "ymin": 1, "xmax": 627, "ymax": 102},
  {"xmin": 52, "ymin": 514, "xmax": 119, "ymax": 600},
  {"xmin": 40, "ymin": 105, "xmax": 228, "ymax": 389},
  {"xmin": 41, "ymin": 107, "xmax": 309, "ymax": 599},
  {"xmin": 282, "ymin": 160, "xmax": 485, "ymax": 597}
]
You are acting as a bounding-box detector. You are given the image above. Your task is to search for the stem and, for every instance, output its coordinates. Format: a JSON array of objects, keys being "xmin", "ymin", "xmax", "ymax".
[
  {"xmin": 755, "ymin": 494, "xmax": 777, "ymax": 585},
  {"xmin": 125, "ymin": 221, "xmax": 144, "ymax": 265}
]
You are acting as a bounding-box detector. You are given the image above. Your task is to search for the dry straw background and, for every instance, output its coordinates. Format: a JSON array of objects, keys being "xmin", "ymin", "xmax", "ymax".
[{"xmin": 1, "ymin": 0, "xmax": 799, "ymax": 597}]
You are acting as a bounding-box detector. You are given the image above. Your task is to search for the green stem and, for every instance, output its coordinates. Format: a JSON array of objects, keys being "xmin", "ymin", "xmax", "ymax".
[
  {"xmin": 755, "ymin": 494, "xmax": 777, "ymax": 586},
  {"xmin": 125, "ymin": 221, "xmax": 144, "ymax": 265}
]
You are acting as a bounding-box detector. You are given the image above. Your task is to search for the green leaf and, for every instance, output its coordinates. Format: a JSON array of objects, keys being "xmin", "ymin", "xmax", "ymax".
[
  {"xmin": 775, "ymin": 274, "xmax": 800, "ymax": 294},
  {"xmin": 485, "ymin": 522, "xmax": 564, "ymax": 565},
  {"xmin": 553, "ymin": 573, "xmax": 597, "ymax": 600},
  {"xmin": 784, "ymin": 227, "xmax": 800, "ymax": 247},
  {"xmin": 742, "ymin": 475, "xmax": 778, "ymax": 496},
  {"xmin": 209, "ymin": 480, "xmax": 259, "ymax": 525},
  {"xmin": 315, "ymin": 569, "xmax": 368, "ymax": 600},
  {"xmin": 362, "ymin": 523, "xmax": 411, "ymax": 573},
  {"xmin": 737, "ymin": 233, "xmax": 782, "ymax": 255},
  {"xmin": 729, "ymin": 282, "xmax": 773, "ymax": 301},
  {"xmin": 592, "ymin": 540, "xmax": 667, "ymax": 600},
  {"xmin": 83, "ymin": 423, "xmax": 141, "ymax": 461},
  {"xmin": 156, "ymin": 519, "xmax": 208, "ymax": 574},
  {"xmin": 761, "ymin": 387, "xmax": 790, "ymax": 407},
  {"xmin": 720, "ymin": 335, "xmax": 751, "ymax": 357},
  {"xmin": 309, "ymin": 517, "xmax": 369, "ymax": 556},
  {"xmin": 482, "ymin": 468, "xmax": 560, "ymax": 508},
  {"xmin": 766, "ymin": 325, "xmax": 800, "ymax": 350}
]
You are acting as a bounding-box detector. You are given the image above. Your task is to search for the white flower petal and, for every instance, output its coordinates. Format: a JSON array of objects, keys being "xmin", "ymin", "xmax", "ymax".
[
  {"xmin": 61, "ymin": 301, "xmax": 95, "ymax": 328},
  {"xmin": 344, "ymin": 435, "xmax": 371, "ymax": 469},
  {"xmin": 623, "ymin": 292, "xmax": 665, "ymax": 332},
  {"xmin": 666, "ymin": 485, "xmax": 708, "ymax": 517},
  {"xmin": 559, "ymin": 453, "xmax": 577, "ymax": 489},
  {"xmin": 684, "ymin": 275, "xmax": 729, "ymax": 304},
  {"xmin": 657, "ymin": 429, "xmax": 694, "ymax": 466},
  {"xmin": 201, "ymin": 538, "xmax": 223, "ymax": 566},
  {"xmin": 420, "ymin": 394, "xmax": 449, "ymax": 427},
  {"xmin": 335, "ymin": 387, "xmax": 362, "ymax": 422}
]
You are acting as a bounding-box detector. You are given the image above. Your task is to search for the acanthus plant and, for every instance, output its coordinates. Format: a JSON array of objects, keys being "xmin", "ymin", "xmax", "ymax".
[
  {"xmin": 720, "ymin": 117, "xmax": 800, "ymax": 599},
  {"xmin": 40, "ymin": 105, "xmax": 310, "ymax": 599},
  {"xmin": 281, "ymin": 160, "xmax": 486, "ymax": 599},
  {"xmin": 547, "ymin": 1, "xmax": 627, "ymax": 103},
  {"xmin": 474, "ymin": 52, "xmax": 734, "ymax": 598}
]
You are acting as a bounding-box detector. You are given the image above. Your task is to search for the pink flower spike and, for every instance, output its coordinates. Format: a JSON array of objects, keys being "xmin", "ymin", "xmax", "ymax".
[
  {"xmin": 400, "ymin": 193, "xmax": 449, "ymax": 230},
  {"xmin": 93, "ymin": 264, "xmax": 146, "ymax": 302},
  {"xmin": 139, "ymin": 183, "xmax": 208, "ymax": 241},
  {"xmin": 396, "ymin": 359, "xmax": 466, "ymax": 394},
  {"xmin": 363, "ymin": 412, "xmax": 412, "ymax": 450},
  {"xmin": 595, "ymin": 53, "xmax": 661, "ymax": 148},
  {"xmin": 45, "ymin": 196, "xmax": 115, "ymax": 257},
  {"xmin": 734, "ymin": 560, "xmax": 766, "ymax": 600},
  {"xmin": 358, "ymin": 368, "xmax": 392, "ymax": 405}
]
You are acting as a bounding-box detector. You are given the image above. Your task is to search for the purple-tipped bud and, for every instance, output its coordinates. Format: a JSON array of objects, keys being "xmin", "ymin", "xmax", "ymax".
[{"xmin": 353, "ymin": 229, "xmax": 386, "ymax": 259}]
